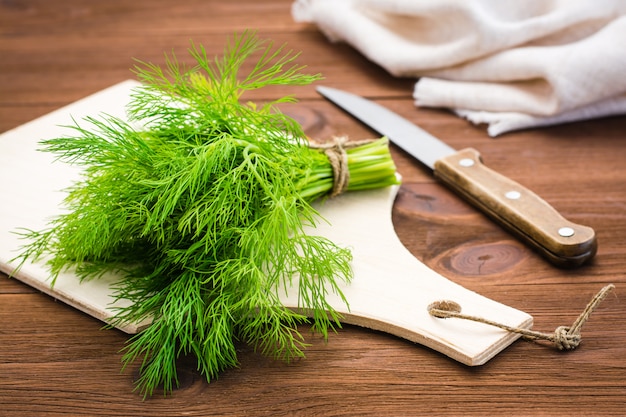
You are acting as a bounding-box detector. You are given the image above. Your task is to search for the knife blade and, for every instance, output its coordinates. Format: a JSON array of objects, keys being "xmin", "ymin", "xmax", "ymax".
[{"xmin": 317, "ymin": 86, "xmax": 597, "ymax": 267}]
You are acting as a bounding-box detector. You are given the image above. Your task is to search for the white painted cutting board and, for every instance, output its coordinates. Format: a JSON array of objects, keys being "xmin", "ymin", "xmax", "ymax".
[{"xmin": 0, "ymin": 81, "xmax": 532, "ymax": 366}]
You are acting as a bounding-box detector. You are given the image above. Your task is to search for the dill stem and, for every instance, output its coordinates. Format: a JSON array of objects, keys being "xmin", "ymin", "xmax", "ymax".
[{"xmin": 300, "ymin": 137, "xmax": 399, "ymax": 199}]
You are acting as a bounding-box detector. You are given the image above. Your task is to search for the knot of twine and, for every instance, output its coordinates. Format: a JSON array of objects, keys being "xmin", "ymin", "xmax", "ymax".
[
  {"xmin": 551, "ymin": 326, "xmax": 580, "ymax": 350},
  {"xmin": 308, "ymin": 136, "xmax": 375, "ymax": 198},
  {"xmin": 428, "ymin": 284, "xmax": 615, "ymax": 351}
]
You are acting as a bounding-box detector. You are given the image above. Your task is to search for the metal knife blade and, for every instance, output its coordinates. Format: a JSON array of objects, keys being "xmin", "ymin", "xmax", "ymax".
[{"xmin": 317, "ymin": 86, "xmax": 597, "ymax": 267}]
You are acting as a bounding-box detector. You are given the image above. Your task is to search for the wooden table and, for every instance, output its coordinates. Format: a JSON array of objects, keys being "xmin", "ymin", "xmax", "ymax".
[{"xmin": 1, "ymin": 1, "xmax": 624, "ymax": 415}]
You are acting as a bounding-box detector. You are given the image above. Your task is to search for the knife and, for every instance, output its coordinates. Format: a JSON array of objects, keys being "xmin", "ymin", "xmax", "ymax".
[{"xmin": 317, "ymin": 86, "xmax": 597, "ymax": 267}]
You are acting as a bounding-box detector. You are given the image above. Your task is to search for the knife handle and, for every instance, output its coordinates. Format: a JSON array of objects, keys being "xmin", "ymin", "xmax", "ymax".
[{"xmin": 434, "ymin": 148, "xmax": 597, "ymax": 267}]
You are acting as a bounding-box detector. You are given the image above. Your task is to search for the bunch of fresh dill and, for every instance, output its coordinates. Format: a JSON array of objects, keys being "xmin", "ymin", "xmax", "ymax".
[{"xmin": 16, "ymin": 32, "xmax": 399, "ymax": 396}]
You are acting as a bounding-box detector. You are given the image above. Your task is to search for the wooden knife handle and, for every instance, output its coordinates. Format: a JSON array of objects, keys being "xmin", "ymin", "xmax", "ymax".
[{"xmin": 434, "ymin": 148, "xmax": 597, "ymax": 267}]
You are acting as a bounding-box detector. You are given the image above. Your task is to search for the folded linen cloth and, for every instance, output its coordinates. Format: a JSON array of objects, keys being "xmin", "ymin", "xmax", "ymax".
[{"xmin": 293, "ymin": 0, "xmax": 626, "ymax": 136}]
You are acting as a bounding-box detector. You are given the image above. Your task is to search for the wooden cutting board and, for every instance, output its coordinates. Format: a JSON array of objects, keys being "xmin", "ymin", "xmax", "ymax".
[{"xmin": 0, "ymin": 80, "xmax": 532, "ymax": 366}]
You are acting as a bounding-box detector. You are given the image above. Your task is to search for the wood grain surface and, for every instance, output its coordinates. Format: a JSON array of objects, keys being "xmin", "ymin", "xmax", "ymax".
[{"xmin": 1, "ymin": 1, "xmax": 625, "ymax": 416}]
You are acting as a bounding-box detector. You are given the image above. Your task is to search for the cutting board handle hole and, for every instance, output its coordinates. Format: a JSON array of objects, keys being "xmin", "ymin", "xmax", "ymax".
[{"xmin": 428, "ymin": 300, "xmax": 462, "ymax": 317}]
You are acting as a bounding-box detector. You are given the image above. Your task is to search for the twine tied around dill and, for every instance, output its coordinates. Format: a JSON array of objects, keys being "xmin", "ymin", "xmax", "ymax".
[
  {"xmin": 428, "ymin": 284, "xmax": 615, "ymax": 351},
  {"xmin": 309, "ymin": 136, "xmax": 376, "ymax": 198}
]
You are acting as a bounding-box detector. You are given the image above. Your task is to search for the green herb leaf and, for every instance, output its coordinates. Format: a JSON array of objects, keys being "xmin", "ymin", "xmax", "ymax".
[{"xmin": 16, "ymin": 31, "xmax": 399, "ymax": 397}]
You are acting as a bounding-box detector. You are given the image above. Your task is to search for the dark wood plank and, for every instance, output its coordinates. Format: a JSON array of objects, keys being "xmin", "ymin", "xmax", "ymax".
[{"xmin": 1, "ymin": 0, "xmax": 625, "ymax": 415}]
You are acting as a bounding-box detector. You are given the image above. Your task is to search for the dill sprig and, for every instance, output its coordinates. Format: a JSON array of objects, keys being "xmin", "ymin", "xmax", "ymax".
[{"xmin": 16, "ymin": 32, "xmax": 399, "ymax": 396}]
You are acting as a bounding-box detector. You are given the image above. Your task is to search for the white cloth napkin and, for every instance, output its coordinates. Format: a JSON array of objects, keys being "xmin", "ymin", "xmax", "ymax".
[{"xmin": 293, "ymin": 0, "xmax": 626, "ymax": 136}]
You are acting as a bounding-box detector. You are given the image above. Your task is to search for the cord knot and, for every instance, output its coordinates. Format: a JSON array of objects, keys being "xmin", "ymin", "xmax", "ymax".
[
  {"xmin": 428, "ymin": 284, "xmax": 614, "ymax": 352},
  {"xmin": 552, "ymin": 326, "xmax": 581, "ymax": 351}
]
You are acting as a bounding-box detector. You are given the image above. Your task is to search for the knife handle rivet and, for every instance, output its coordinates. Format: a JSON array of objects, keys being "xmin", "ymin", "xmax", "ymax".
[
  {"xmin": 558, "ymin": 227, "xmax": 576, "ymax": 237},
  {"xmin": 505, "ymin": 190, "xmax": 521, "ymax": 200},
  {"xmin": 459, "ymin": 158, "xmax": 475, "ymax": 167}
]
